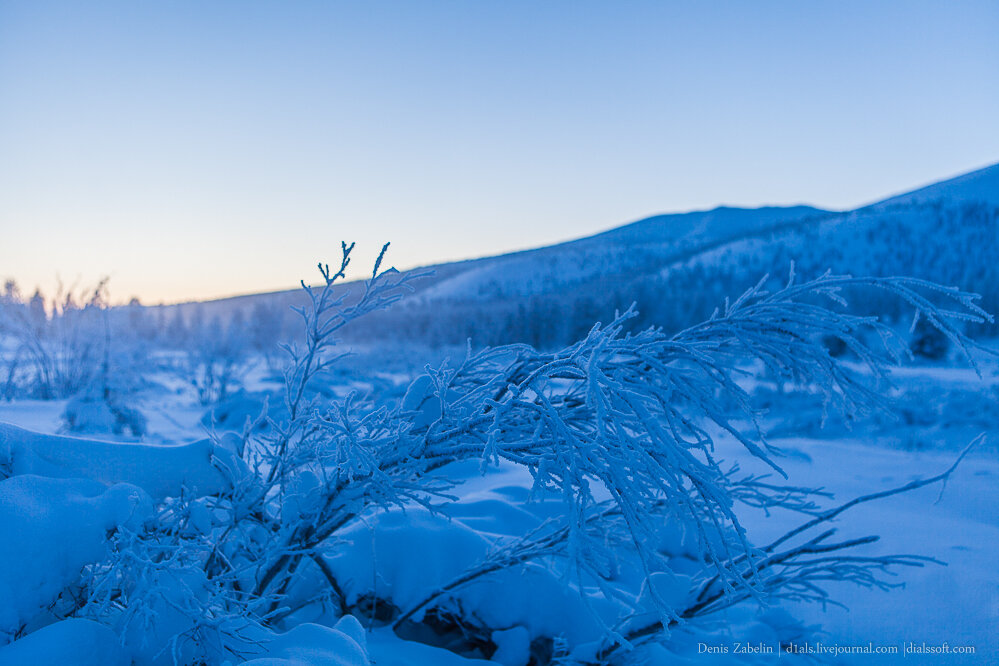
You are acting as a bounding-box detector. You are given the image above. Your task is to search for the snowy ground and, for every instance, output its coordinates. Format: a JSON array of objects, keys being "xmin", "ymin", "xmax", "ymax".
[{"xmin": 721, "ymin": 435, "xmax": 998, "ymax": 664}]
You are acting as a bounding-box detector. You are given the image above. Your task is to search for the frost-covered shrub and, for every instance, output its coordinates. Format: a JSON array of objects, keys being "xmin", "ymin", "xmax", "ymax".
[
  {"xmin": 0, "ymin": 246, "xmax": 993, "ymax": 665},
  {"xmin": 184, "ymin": 310, "xmax": 251, "ymax": 406},
  {"xmin": 13, "ymin": 281, "xmax": 110, "ymax": 399},
  {"xmin": 201, "ymin": 389, "xmax": 288, "ymax": 434},
  {"xmin": 0, "ymin": 279, "xmax": 151, "ymax": 402},
  {"xmin": 62, "ymin": 383, "xmax": 147, "ymax": 438}
]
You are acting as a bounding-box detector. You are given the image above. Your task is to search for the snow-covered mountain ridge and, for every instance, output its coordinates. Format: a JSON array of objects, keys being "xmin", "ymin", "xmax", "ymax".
[{"xmin": 163, "ymin": 162, "xmax": 999, "ymax": 348}]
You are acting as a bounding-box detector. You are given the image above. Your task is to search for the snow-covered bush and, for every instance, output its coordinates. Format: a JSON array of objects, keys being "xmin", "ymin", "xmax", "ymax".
[
  {"xmin": 184, "ymin": 309, "xmax": 251, "ymax": 406},
  {"xmin": 0, "ymin": 280, "xmax": 108, "ymax": 400},
  {"xmin": 0, "ymin": 279, "xmax": 152, "ymax": 411},
  {"xmin": 0, "ymin": 245, "xmax": 993, "ymax": 665},
  {"xmin": 62, "ymin": 383, "xmax": 147, "ymax": 438}
]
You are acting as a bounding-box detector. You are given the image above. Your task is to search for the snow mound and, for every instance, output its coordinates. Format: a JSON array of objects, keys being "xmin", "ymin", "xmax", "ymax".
[
  {"xmin": 240, "ymin": 621, "xmax": 369, "ymax": 666},
  {"xmin": 0, "ymin": 422, "xmax": 248, "ymax": 500},
  {"xmin": 0, "ymin": 475, "xmax": 153, "ymax": 638},
  {"xmin": 322, "ymin": 507, "xmax": 613, "ymax": 645},
  {"xmin": 0, "ymin": 618, "xmax": 129, "ymax": 666}
]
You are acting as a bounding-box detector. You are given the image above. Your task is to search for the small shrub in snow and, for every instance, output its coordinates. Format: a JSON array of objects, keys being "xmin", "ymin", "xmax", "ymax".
[
  {"xmin": 184, "ymin": 310, "xmax": 251, "ymax": 406},
  {"xmin": 0, "ymin": 279, "xmax": 152, "ymax": 403},
  {"xmin": 0, "ymin": 280, "xmax": 109, "ymax": 399},
  {"xmin": 63, "ymin": 383, "xmax": 147, "ymax": 437}
]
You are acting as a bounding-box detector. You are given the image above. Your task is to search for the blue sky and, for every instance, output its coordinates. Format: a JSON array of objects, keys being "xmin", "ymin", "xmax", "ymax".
[{"xmin": 2, "ymin": 1, "xmax": 998, "ymax": 303}]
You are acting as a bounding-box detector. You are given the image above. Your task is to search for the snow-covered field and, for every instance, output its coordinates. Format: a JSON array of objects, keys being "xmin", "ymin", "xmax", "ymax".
[{"xmin": 718, "ymin": 434, "xmax": 998, "ymax": 664}]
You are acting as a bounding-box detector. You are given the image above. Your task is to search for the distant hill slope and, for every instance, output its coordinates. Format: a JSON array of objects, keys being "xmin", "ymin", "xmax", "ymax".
[
  {"xmin": 873, "ymin": 162, "xmax": 999, "ymax": 209},
  {"xmin": 412, "ymin": 205, "xmax": 831, "ymax": 303},
  {"xmin": 156, "ymin": 161, "xmax": 999, "ymax": 348},
  {"xmin": 165, "ymin": 203, "xmax": 829, "ymax": 316},
  {"xmin": 581, "ymin": 205, "xmax": 826, "ymax": 246}
]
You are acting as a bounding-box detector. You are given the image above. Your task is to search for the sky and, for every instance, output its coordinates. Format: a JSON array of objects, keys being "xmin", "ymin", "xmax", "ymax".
[{"xmin": 1, "ymin": 1, "xmax": 998, "ymax": 304}]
